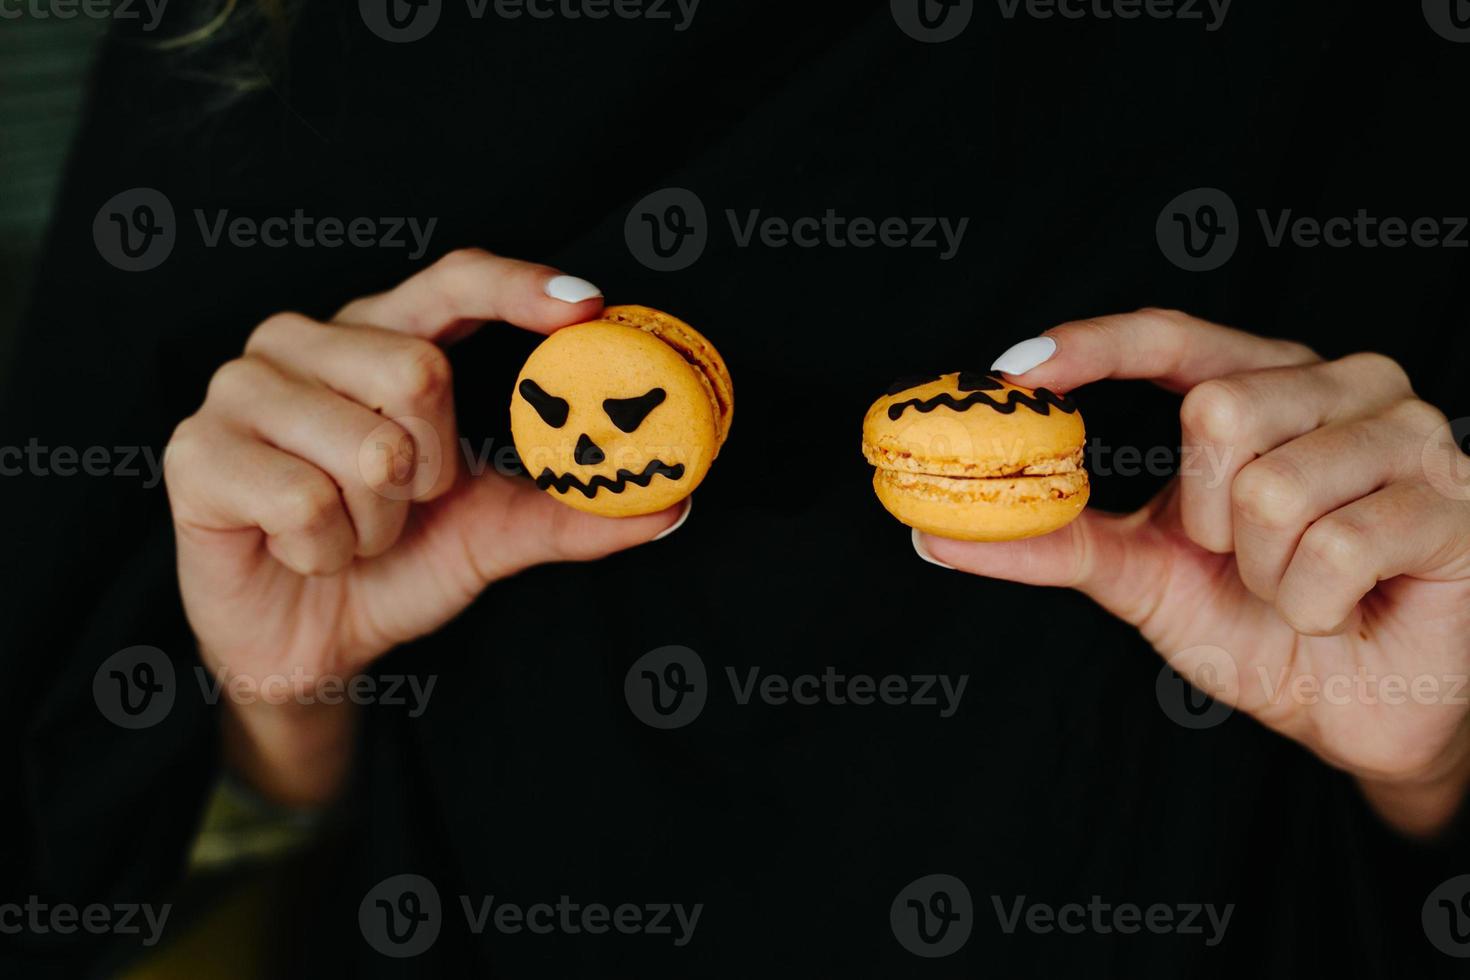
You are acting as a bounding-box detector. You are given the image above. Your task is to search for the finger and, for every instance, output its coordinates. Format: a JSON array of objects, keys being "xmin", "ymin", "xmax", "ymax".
[
  {"xmin": 165, "ymin": 417, "xmax": 356, "ymax": 576},
  {"xmin": 1276, "ymin": 481, "xmax": 1470, "ymax": 636},
  {"xmin": 1181, "ymin": 353, "xmax": 1413, "ymax": 552},
  {"xmin": 1232, "ymin": 399, "xmax": 1440, "ymax": 602},
  {"xmin": 246, "ymin": 313, "xmax": 460, "ymax": 500},
  {"xmin": 333, "ymin": 248, "xmax": 604, "ymax": 341},
  {"xmin": 994, "ymin": 308, "xmax": 1319, "ymax": 395},
  {"xmin": 398, "ymin": 476, "xmax": 691, "ymax": 591},
  {"xmin": 918, "ymin": 507, "xmax": 1173, "ymax": 630},
  {"xmin": 205, "ymin": 357, "xmax": 413, "ymax": 558}
]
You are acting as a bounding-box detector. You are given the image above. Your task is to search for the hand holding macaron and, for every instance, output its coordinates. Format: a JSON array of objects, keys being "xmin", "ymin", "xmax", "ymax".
[{"xmin": 913, "ymin": 308, "xmax": 1470, "ymax": 838}]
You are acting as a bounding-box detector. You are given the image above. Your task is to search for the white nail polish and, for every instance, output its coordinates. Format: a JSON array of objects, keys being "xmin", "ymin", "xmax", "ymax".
[
  {"xmin": 990, "ymin": 336, "xmax": 1057, "ymax": 376},
  {"xmin": 911, "ymin": 528, "xmax": 955, "ymax": 570},
  {"xmin": 653, "ymin": 498, "xmax": 692, "ymax": 541},
  {"xmin": 544, "ymin": 275, "xmax": 603, "ymax": 304}
]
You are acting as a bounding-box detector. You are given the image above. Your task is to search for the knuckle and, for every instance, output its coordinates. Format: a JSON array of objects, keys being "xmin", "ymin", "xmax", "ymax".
[
  {"xmin": 434, "ymin": 247, "xmax": 493, "ymax": 275},
  {"xmin": 275, "ymin": 473, "xmax": 341, "ymax": 536},
  {"xmin": 205, "ymin": 356, "xmax": 264, "ymax": 404},
  {"xmin": 1386, "ymin": 397, "xmax": 1447, "ymax": 435},
  {"xmin": 358, "ymin": 423, "xmax": 414, "ymax": 493},
  {"xmin": 393, "ymin": 341, "xmax": 453, "ymax": 402},
  {"xmin": 245, "ymin": 311, "xmax": 313, "ymax": 354},
  {"xmin": 1181, "ymin": 378, "xmax": 1252, "ymax": 447},
  {"xmin": 1300, "ymin": 516, "xmax": 1370, "ymax": 578},
  {"xmin": 1343, "ymin": 351, "xmax": 1410, "ymax": 390},
  {"xmin": 162, "ymin": 416, "xmax": 206, "ymax": 483},
  {"xmin": 1232, "ymin": 458, "xmax": 1308, "ymax": 530}
]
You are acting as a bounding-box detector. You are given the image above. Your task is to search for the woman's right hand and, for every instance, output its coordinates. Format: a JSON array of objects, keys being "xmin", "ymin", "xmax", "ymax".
[{"xmin": 163, "ymin": 250, "xmax": 685, "ymax": 805}]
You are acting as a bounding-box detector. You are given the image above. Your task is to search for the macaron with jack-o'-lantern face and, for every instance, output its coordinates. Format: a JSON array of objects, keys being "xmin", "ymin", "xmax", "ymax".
[
  {"xmin": 511, "ymin": 306, "xmax": 733, "ymax": 517},
  {"xmin": 862, "ymin": 371, "xmax": 1088, "ymax": 541}
]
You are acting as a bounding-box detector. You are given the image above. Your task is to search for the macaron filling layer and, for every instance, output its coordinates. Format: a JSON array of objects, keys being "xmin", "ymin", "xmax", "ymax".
[
  {"xmin": 875, "ymin": 467, "xmax": 1088, "ymax": 504},
  {"xmin": 862, "ymin": 444, "xmax": 1085, "ymax": 479}
]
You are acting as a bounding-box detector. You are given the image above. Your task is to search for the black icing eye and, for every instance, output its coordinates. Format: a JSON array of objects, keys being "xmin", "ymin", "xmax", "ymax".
[
  {"xmin": 603, "ymin": 387, "xmax": 666, "ymax": 432},
  {"xmin": 519, "ymin": 379, "xmax": 569, "ymax": 428},
  {"xmin": 956, "ymin": 371, "xmax": 1003, "ymax": 392}
]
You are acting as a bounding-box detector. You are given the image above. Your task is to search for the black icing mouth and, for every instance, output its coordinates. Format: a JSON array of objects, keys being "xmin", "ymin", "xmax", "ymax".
[{"xmin": 535, "ymin": 459, "xmax": 686, "ymax": 498}]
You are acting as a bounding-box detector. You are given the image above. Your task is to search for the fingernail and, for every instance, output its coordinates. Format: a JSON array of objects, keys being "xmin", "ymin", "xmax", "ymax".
[
  {"xmin": 544, "ymin": 275, "xmax": 603, "ymax": 304},
  {"xmin": 653, "ymin": 497, "xmax": 692, "ymax": 541},
  {"xmin": 911, "ymin": 528, "xmax": 955, "ymax": 570},
  {"xmin": 990, "ymin": 336, "xmax": 1057, "ymax": 376}
]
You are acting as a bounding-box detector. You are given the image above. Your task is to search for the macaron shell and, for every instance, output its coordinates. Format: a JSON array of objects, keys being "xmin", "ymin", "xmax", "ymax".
[
  {"xmin": 511, "ymin": 321, "xmax": 718, "ymax": 517},
  {"xmin": 598, "ymin": 305, "xmax": 734, "ymax": 448},
  {"xmin": 874, "ymin": 469, "xmax": 1090, "ymax": 542},
  {"xmin": 863, "ymin": 372, "xmax": 1084, "ymax": 477}
]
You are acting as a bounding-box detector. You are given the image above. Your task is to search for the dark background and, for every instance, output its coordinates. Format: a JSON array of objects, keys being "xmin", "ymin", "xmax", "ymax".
[{"xmin": 4, "ymin": 1, "xmax": 1470, "ymax": 977}]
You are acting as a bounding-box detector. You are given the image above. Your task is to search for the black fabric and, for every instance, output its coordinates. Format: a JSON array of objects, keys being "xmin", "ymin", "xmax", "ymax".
[{"xmin": 4, "ymin": 1, "xmax": 1469, "ymax": 976}]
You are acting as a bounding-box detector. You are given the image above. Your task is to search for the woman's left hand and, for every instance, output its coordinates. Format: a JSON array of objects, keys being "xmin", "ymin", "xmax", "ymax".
[{"xmin": 922, "ymin": 309, "xmax": 1470, "ymax": 838}]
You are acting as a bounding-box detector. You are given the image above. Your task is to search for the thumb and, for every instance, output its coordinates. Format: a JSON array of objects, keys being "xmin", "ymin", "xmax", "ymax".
[
  {"xmin": 440, "ymin": 473, "xmax": 691, "ymax": 586},
  {"xmin": 916, "ymin": 507, "xmax": 1174, "ymax": 630}
]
